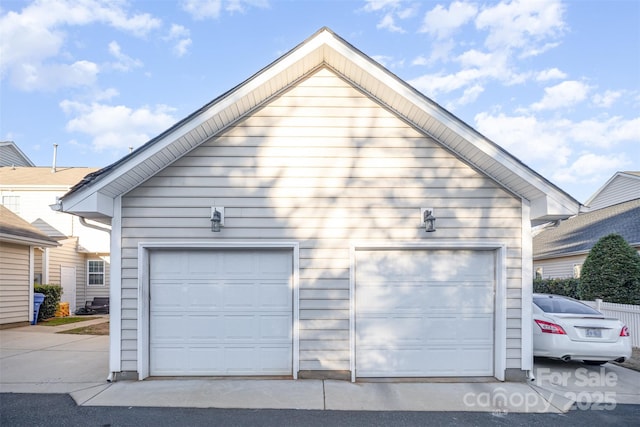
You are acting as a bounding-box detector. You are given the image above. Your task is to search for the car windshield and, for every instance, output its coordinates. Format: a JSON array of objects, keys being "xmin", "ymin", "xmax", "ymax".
[{"xmin": 533, "ymin": 296, "xmax": 602, "ymax": 315}]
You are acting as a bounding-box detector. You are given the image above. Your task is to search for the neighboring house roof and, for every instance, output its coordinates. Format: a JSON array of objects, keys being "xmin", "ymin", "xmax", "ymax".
[
  {"xmin": 31, "ymin": 218, "xmax": 68, "ymax": 240},
  {"xmin": 0, "ymin": 205, "xmax": 59, "ymax": 247},
  {"xmin": 0, "ymin": 141, "xmax": 35, "ymax": 167},
  {"xmin": 0, "ymin": 166, "xmax": 98, "ymax": 186},
  {"xmin": 584, "ymin": 171, "xmax": 640, "ymax": 211},
  {"xmin": 56, "ymin": 27, "xmax": 580, "ymax": 223},
  {"xmin": 533, "ymin": 198, "xmax": 640, "ymax": 260}
]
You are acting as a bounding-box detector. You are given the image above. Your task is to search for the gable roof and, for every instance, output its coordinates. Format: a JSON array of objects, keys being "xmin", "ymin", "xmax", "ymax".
[
  {"xmin": 0, "ymin": 205, "xmax": 59, "ymax": 247},
  {"xmin": 0, "ymin": 166, "xmax": 98, "ymax": 187},
  {"xmin": 533, "ymin": 198, "xmax": 640, "ymax": 260},
  {"xmin": 584, "ymin": 171, "xmax": 640, "ymax": 210},
  {"xmin": 0, "ymin": 141, "xmax": 35, "ymax": 167},
  {"xmin": 56, "ymin": 27, "xmax": 580, "ymax": 224}
]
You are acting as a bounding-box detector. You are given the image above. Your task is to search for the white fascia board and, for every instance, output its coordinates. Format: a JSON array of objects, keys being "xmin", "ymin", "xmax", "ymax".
[
  {"xmin": 60, "ymin": 36, "xmax": 327, "ymax": 215},
  {"xmin": 0, "ymin": 234, "xmax": 59, "ymax": 248},
  {"xmin": 326, "ymin": 34, "xmax": 580, "ymax": 218}
]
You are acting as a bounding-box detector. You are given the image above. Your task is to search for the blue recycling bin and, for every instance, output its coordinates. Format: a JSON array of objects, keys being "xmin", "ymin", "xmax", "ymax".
[{"xmin": 32, "ymin": 293, "xmax": 45, "ymax": 325}]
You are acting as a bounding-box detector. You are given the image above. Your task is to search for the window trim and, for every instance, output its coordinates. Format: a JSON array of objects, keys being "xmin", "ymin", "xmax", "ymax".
[{"xmin": 87, "ymin": 259, "xmax": 105, "ymax": 287}]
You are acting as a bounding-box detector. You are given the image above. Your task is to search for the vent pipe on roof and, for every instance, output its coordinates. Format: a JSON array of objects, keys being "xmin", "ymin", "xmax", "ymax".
[{"xmin": 51, "ymin": 144, "xmax": 58, "ymax": 173}]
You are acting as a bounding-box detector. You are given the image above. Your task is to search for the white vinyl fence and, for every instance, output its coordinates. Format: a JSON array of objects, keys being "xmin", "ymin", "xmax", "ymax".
[{"xmin": 581, "ymin": 299, "xmax": 640, "ymax": 348}]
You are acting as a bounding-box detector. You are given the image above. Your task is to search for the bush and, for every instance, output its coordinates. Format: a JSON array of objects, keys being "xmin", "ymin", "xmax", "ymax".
[
  {"xmin": 34, "ymin": 284, "xmax": 62, "ymax": 321},
  {"xmin": 533, "ymin": 278, "xmax": 581, "ymax": 299},
  {"xmin": 578, "ymin": 234, "xmax": 640, "ymax": 305}
]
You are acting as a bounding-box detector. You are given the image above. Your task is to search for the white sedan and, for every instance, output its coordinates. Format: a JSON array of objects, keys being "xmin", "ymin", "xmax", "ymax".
[{"xmin": 532, "ymin": 293, "xmax": 632, "ymax": 365}]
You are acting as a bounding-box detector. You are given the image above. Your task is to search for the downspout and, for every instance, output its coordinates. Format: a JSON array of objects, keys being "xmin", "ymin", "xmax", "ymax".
[{"xmin": 79, "ymin": 215, "xmax": 113, "ymax": 383}]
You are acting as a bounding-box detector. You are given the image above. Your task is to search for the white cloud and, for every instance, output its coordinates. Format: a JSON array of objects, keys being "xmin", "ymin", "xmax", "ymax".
[
  {"xmin": 107, "ymin": 41, "xmax": 143, "ymax": 72},
  {"xmin": 377, "ymin": 13, "xmax": 404, "ymax": 33},
  {"xmin": 182, "ymin": 0, "xmax": 222, "ymax": 20},
  {"xmin": 181, "ymin": 0, "xmax": 268, "ymax": 20},
  {"xmin": 12, "ymin": 60, "xmax": 99, "ymax": 92},
  {"xmin": 475, "ymin": 0, "xmax": 566, "ymax": 50},
  {"xmin": 226, "ymin": 0, "xmax": 269, "ymax": 14},
  {"xmin": 419, "ymin": 1, "xmax": 478, "ymax": 39},
  {"xmin": 165, "ymin": 24, "xmax": 192, "ymax": 57},
  {"xmin": 409, "ymin": 49, "xmax": 510, "ymax": 97},
  {"xmin": 530, "ymin": 80, "xmax": 591, "ymax": 111},
  {"xmin": 474, "ymin": 111, "xmax": 639, "ymax": 196},
  {"xmin": 60, "ymin": 100, "xmax": 177, "ymax": 152},
  {"xmin": 0, "ymin": 0, "xmax": 160, "ymax": 91},
  {"xmin": 372, "ymin": 55, "xmax": 404, "ymax": 69},
  {"xmin": 363, "ymin": 0, "xmax": 402, "ymax": 13},
  {"xmin": 535, "ymin": 68, "xmax": 567, "ymax": 81},
  {"xmin": 552, "ymin": 153, "xmax": 630, "ymax": 185},
  {"xmin": 474, "ymin": 112, "xmax": 571, "ymax": 168},
  {"xmin": 362, "ymin": 0, "xmax": 415, "ymax": 33},
  {"xmin": 592, "ymin": 90, "xmax": 622, "ymax": 108},
  {"xmin": 567, "ymin": 116, "xmax": 640, "ymax": 148}
]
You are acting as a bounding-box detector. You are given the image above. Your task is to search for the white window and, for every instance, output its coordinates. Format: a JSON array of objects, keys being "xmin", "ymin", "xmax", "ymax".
[
  {"xmin": 573, "ymin": 264, "xmax": 581, "ymax": 279},
  {"xmin": 2, "ymin": 195, "xmax": 20, "ymax": 213},
  {"xmin": 535, "ymin": 267, "xmax": 543, "ymax": 280},
  {"xmin": 88, "ymin": 260, "xmax": 105, "ymax": 286}
]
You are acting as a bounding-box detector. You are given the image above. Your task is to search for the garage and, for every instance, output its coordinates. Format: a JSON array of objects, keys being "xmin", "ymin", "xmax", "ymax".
[
  {"xmin": 149, "ymin": 248, "xmax": 293, "ymax": 376},
  {"xmin": 355, "ymin": 249, "xmax": 495, "ymax": 377}
]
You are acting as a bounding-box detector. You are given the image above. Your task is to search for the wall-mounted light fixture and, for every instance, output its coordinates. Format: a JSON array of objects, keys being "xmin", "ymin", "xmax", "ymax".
[
  {"xmin": 421, "ymin": 208, "xmax": 436, "ymax": 232},
  {"xmin": 211, "ymin": 206, "xmax": 225, "ymax": 232}
]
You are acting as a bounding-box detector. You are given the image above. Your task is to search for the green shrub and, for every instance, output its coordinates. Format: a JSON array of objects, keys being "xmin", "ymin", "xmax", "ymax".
[
  {"xmin": 533, "ymin": 278, "xmax": 581, "ymax": 299},
  {"xmin": 578, "ymin": 234, "xmax": 640, "ymax": 305},
  {"xmin": 34, "ymin": 284, "xmax": 62, "ymax": 321}
]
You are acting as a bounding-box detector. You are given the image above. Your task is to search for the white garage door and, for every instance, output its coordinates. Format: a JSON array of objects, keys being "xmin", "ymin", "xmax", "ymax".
[
  {"xmin": 150, "ymin": 249, "xmax": 293, "ymax": 376},
  {"xmin": 355, "ymin": 249, "xmax": 495, "ymax": 377}
]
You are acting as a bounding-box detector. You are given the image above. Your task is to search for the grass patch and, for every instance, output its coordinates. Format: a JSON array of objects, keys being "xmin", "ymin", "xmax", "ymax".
[
  {"xmin": 40, "ymin": 317, "xmax": 94, "ymax": 326},
  {"xmin": 59, "ymin": 321, "xmax": 109, "ymax": 335}
]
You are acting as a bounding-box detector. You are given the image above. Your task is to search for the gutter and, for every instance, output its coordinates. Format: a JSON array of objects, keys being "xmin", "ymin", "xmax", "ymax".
[{"xmin": 79, "ymin": 216, "xmax": 111, "ymax": 234}]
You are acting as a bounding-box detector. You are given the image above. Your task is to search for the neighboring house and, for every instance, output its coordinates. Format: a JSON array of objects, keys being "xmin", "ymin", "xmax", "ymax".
[
  {"xmin": 57, "ymin": 28, "xmax": 580, "ymax": 382},
  {"xmin": 0, "ymin": 166, "xmax": 110, "ymax": 314},
  {"xmin": 0, "ymin": 205, "xmax": 58, "ymax": 328},
  {"xmin": 584, "ymin": 171, "xmax": 640, "ymax": 212},
  {"xmin": 0, "ymin": 141, "xmax": 35, "ymax": 167},
  {"xmin": 533, "ymin": 199, "xmax": 640, "ymax": 279}
]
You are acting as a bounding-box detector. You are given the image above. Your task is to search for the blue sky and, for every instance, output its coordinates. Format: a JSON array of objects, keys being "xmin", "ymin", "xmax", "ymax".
[{"xmin": 1, "ymin": 0, "xmax": 638, "ymax": 203}]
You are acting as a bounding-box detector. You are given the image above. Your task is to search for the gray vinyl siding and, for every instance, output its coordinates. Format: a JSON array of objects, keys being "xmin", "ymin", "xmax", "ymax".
[
  {"xmin": 0, "ymin": 242, "xmax": 30, "ymax": 325},
  {"xmin": 0, "ymin": 145, "xmax": 32, "ymax": 167},
  {"xmin": 119, "ymin": 68, "xmax": 523, "ymax": 373},
  {"xmin": 589, "ymin": 175, "xmax": 640, "ymax": 210},
  {"xmin": 534, "ymin": 254, "xmax": 586, "ymax": 279},
  {"xmin": 46, "ymin": 238, "xmax": 110, "ymax": 307},
  {"xmin": 47, "ymin": 238, "xmax": 83, "ymax": 309}
]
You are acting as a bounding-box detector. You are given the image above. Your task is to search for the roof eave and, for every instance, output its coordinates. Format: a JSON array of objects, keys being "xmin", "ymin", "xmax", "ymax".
[{"xmin": 58, "ymin": 27, "xmax": 581, "ymax": 222}]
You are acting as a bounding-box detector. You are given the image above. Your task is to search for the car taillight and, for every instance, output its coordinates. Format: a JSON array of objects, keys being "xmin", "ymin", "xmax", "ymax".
[
  {"xmin": 620, "ymin": 326, "xmax": 630, "ymax": 337},
  {"xmin": 535, "ymin": 319, "xmax": 567, "ymax": 334}
]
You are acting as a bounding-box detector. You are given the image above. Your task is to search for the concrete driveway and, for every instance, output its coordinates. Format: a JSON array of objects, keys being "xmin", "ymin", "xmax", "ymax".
[
  {"xmin": 2, "ymin": 321, "xmax": 639, "ymax": 413},
  {"xmin": 0, "ymin": 318, "xmax": 109, "ymax": 396}
]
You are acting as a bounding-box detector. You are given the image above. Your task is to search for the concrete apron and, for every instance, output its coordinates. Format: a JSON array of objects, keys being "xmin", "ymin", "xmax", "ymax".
[
  {"xmin": 3, "ymin": 322, "xmax": 639, "ymax": 413},
  {"xmin": 74, "ymin": 378, "xmax": 563, "ymax": 413}
]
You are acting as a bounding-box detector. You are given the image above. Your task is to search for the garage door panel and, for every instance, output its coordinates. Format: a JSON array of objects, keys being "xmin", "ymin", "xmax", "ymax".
[
  {"xmin": 261, "ymin": 315, "xmax": 293, "ymax": 339},
  {"xmin": 356, "ymin": 249, "xmax": 495, "ymax": 377},
  {"xmin": 357, "ymin": 316, "xmax": 423, "ymax": 345},
  {"xmin": 150, "ymin": 249, "xmax": 293, "ymax": 376},
  {"xmin": 458, "ymin": 316, "xmax": 493, "ymax": 342},
  {"xmin": 357, "ymin": 284, "xmax": 423, "ymax": 312},
  {"xmin": 357, "ymin": 348, "xmax": 424, "ymax": 376}
]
